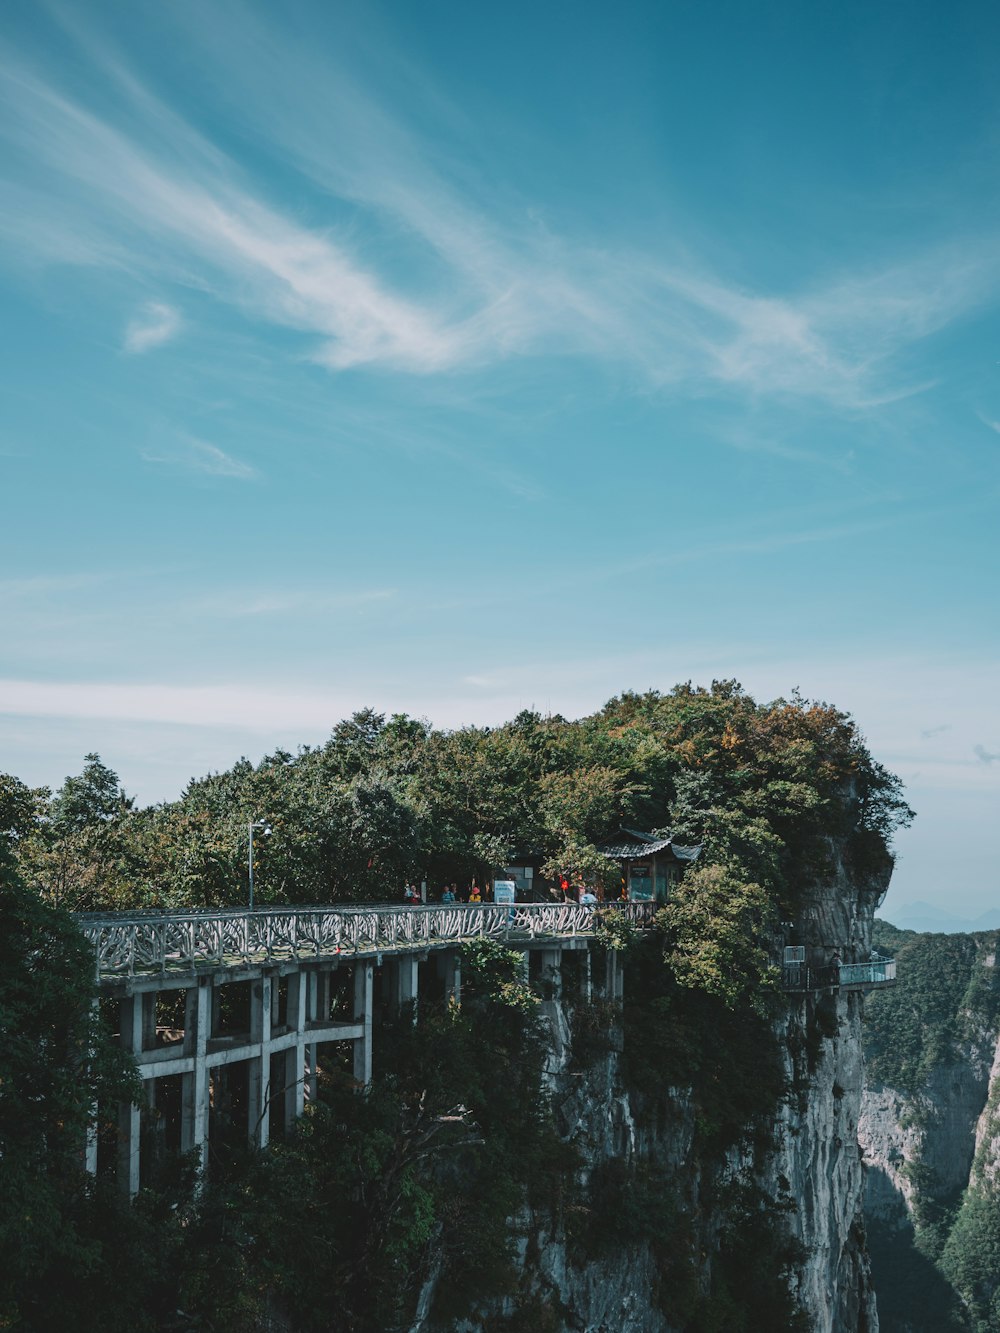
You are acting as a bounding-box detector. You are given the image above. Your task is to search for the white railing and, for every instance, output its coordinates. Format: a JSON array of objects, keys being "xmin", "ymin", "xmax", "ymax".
[{"xmin": 74, "ymin": 902, "xmax": 656, "ymax": 977}]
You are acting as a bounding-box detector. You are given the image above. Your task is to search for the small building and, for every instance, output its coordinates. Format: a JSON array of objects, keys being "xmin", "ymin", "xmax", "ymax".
[{"xmin": 596, "ymin": 827, "xmax": 702, "ymax": 903}]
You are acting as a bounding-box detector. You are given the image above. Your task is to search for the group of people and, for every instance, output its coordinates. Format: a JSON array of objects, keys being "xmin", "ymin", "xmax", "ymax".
[
  {"xmin": 401, "ymin": 881, "xmax": 486, "ymax": 905},
  {"xmin": 402, "ymin": 881, "xmax": 612, "ymax": 907}
]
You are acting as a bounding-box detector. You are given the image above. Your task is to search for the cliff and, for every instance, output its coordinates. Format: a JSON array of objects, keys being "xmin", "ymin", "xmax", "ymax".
[
  {"xmin": 420, "ymin": 840, "xmax": 888, "ymax": 1333},
  {"xmin": 859, "ymin": 927, "xmax": 1000, "ymax": 1332}
]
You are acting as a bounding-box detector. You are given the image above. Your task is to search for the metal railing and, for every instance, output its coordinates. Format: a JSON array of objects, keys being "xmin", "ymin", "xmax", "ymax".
[{"xmin": 75, "ymin": 902, "xmax": 656, "ymax": 977}]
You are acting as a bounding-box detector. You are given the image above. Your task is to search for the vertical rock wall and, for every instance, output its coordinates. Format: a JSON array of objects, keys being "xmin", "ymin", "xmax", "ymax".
[{"xmin": 424, "ymin": 847, "xmax": 886, "ymax": 1333}]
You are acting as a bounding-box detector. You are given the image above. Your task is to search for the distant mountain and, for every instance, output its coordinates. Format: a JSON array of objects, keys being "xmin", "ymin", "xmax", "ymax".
[{"xmin": 881, "ymin": 900, "xmax": 1000, "ymax": 935}]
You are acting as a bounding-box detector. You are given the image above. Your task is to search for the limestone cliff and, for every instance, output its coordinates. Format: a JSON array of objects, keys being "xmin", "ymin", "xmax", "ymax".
[{"xmin": 420, "ymin": 842, "xmax": 887, "ymax": 1333}]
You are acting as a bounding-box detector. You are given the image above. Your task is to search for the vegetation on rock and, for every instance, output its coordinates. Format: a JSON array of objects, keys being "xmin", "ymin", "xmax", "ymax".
[{"xmin": 0, "ymin": 682, "xmax": 912, "ymax": 1330}]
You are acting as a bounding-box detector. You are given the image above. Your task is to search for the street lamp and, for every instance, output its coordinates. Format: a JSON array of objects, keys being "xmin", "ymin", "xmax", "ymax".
[{"xmin": 248, "ymin": 819, "xmax": 272, "ymax": 910}]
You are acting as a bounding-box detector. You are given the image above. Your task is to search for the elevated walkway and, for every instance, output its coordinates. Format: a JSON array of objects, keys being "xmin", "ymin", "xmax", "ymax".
[{"xmin": 75, "ymin": 901, "xmax": 655, "ymax": 983}]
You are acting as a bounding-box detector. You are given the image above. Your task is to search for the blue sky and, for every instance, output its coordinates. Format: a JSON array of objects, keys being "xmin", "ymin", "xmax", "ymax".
[{"xmin": 1, "ymin": 0, "xmax": 998, "ymax": 919}]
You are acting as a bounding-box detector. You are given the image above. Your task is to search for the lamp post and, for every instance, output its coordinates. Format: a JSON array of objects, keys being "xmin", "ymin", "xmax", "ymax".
[{"xmin": 248, "ymin": 819, "xmax": 272, "ymax": 910}]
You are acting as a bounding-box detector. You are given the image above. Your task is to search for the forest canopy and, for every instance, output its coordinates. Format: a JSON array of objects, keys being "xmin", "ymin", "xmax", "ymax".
[{"xmin": 6, "ymin": 680, "xmax": 912, "ymax": 916}]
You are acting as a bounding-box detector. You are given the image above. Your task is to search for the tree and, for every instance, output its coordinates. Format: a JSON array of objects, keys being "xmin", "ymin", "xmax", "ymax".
[
  {"xmin": 50, "ymin": 752, "xmax": 131, "ymax": 833},
  {"xmin": 659, "ymin": 863, "xmax": 779, "ymax": 1010},
  {"xmin": 0, "ymin": 827, "xmax": 138, "ymax": 1327}
]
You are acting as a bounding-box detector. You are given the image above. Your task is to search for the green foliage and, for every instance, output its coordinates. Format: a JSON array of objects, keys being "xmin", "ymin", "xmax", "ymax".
[
  {"xmin": 865, "ymin": 927, "xmax": 1000, "ymax": 1095},
  {"xmin": 620, "ymin": 929, "xmax": 787, "ymax": 1152},
  {"xmin": 9, "ymin": 682, "xmax": 909, "ymax": 915},
  {"xmin": 0, "ymin": 851, "xmax": 139, "ymax": 1329},
  {"xmin": 460, "ymin": 937, "xmax": 540, "ymax": 1015},
  {"xmin": 657, "ymin": 864, "xmax": 779, "ymax": 1010},
  {"xmin": 941, "ymin": 1188, "xmax": 1000, "ymax": 1332},
  {"xmin": 50, "ymin": 752, "xmax": 132, "ymax": 833},
  {"xmin": 0, "ymin": 683, "xmax": 911, "ymax": 1329},
  {"xmin": 688, "ymin": 1182, "xmax": 808, "ymax": 1333},
  {"xmin": 864, "ymin": 924, "xmax": 1000, "ymax": 1330}
]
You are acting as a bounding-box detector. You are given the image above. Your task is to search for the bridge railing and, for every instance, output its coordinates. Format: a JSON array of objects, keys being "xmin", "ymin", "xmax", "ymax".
[{"xmin": 75, "ymin": 902, "xmax": 656, "ymax": 977}]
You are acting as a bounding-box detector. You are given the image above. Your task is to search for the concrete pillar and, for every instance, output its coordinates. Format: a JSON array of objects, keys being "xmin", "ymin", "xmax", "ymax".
[
  {"xmin": 181, "ymin": 978, "xmax": 211, "ymax": 1174},
  {"xmin": 141, "ymin": 990, "xmax": 157, "ymax": 1050},
  {"xmin": 438, "ymin": 951, "xmax": 461, "ymax": 1004},
  {"xmin": 117, "ymin": 994, "xmax": 144, "ymax": 1196},
  {"xmin": 305, "ymin": 970, "xmax": 323, "ymax": 1103},
  {"xmin": 353, "ymin": 962, "xmax": 374, "ymax": 1087},
  {"xmin": 85, "ymin": 996, "xmax": 100, "ymax": 1176},
  {"xmin": 582, "ymin": 946, "xmax": 592, "ymax": 1004},
  {"xmin": 397, "ymin": 956, "xmax": 419, "ymax": 1016},
  {"xmin": 315, "ymin": 969, "xmax": 331, "ymax": 1024},
  {"xmin": 248, "ymin": 974, "xmax": 272, "ymax": 1148},
  {"xmin": 284, "ymin": 971, "xmax": 307, "ymax": 1128},
  {"xmin": 538, "ymin": 947, "xmax": 563, "ymax": 1001},
  {"xmin": 605, "ymin": 950, "xmax": 624, "ymax": 1002}
]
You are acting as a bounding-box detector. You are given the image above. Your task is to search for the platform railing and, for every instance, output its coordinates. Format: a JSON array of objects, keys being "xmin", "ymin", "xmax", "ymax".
[
  {"xmin": 74, "ymin": 901, "xmax": 656, "ymax": 977},
  {"xmin": 781, "ymin": 958, "xmax": 897, "ymax": 992}
]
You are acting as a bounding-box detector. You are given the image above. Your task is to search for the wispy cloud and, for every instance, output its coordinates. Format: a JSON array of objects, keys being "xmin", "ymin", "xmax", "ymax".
[
  {"xmin": 196, "ymin": 588, "xmax": 396, "ymax": 617},
  {"xmin": 123, "ymin": 300, "xmax": 181, "ymax": 353},
  {"xmin": 141, "ymin": 433, "xmax": 258, "ymax": 479},
  {"xmin": 0, "ymin": 10, "xmax": 997, "ymax": 406},
  {"xmin": 973, "ymin": 744, "xmax": 1000, "ymax": 765}
]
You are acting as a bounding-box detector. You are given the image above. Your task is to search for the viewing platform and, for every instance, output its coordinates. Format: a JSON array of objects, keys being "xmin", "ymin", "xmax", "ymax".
[{"xmin": 781, "ymin": 957, "xmax": 897, "ymax": 993}]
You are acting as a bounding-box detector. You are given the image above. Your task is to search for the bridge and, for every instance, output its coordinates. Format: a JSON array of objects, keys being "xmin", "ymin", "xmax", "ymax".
[
  {"xmin": 75, "ymin": 902, "xmax": 895, "ymax": 1196},
  {"xmin": 76, "ymin": 902, "xmax": 651, "ymax": 1196}
]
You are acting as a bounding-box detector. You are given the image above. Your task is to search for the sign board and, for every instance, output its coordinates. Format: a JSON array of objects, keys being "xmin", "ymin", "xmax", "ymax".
[{"xmin": 493, "ymin": 881, "xmax": 516, "ymax": 905}]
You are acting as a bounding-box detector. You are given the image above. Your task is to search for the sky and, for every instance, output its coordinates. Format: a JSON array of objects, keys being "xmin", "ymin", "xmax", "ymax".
[{"xmin": 1, "ymin": 0, "xmax": 998, "ymax": 921}]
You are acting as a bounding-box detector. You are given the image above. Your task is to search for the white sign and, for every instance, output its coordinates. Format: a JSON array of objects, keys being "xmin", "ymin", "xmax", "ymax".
[{"xmin": 493, "ymin": 880, "xmax": 516, "ymax": 904}]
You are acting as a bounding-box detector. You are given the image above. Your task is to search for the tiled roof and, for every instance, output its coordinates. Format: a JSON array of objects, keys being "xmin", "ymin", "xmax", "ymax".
[
  {"xmin": 597, "ymin": 827, "xmax": 702, "ymax": 861},
  {"xmin": 599, "ymin": 836, "xmax": 674, "ymax": 859}
]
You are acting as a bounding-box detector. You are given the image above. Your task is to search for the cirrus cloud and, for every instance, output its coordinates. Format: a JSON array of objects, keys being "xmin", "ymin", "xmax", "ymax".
[{"xmin": 123, "ymin": 300, "xmax": 181, "ymax": 353}]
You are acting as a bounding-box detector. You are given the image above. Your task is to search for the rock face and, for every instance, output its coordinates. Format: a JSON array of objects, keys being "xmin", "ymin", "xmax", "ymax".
[
  {"xmin": 857, "ymin": 932, "xmax": 1000, "ymax": 1329},
  {"xmin": 422, "ymin": 844, "xmax": 887, "ymax": 1333}
]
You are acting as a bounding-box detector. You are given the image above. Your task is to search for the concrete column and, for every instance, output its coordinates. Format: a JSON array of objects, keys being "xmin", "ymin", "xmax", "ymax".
[
  {"xmin": 305, "ymin": 970, "xmax": 322, "ymax": 1103},
  {"xmin": 284, "ymin": 970, "xmax": 307, "ymax": 1128},
  {"xmin": 117, "ymin": 994, "xmax": 144, "ymax": 1196},
  {"xmin": 141, "ymin": 990, "xmax": 157, "ymax": 1050},
  {"xmin": 538, "ymin": 947, "xmax": 563, "ymax": 1001},
  {"xmin": 353, "ymin": 962, "xmax": 374, "ymax": 1087},
  {"xmin": 438, "ymin": 951, "xmax": 461, "ymax": 1004},
  {"xmin": 605, "ymin": 950, "xmax": 624, "ymax": 1002},
  {"xmin": 181, "ymin": 978, "xmax": 211, "ymax": 1174},
  {"xmin": 582, "ymin": 946, "xmax": 592, "ymax": 1004},
  {"xmin": 315, "ymin": 969, "xmax": 331, "ymax": 1024},
  {"xmin": 397, "ymin": 956, "xmax": 419, "ymax": 1016},
  {"xmin": 248, "ymin": 975, "xmax": 272, "ymax": 1148},
  {"xmin": 85, "ymin": 996, "xmax": 100, "ymax": 1176}
]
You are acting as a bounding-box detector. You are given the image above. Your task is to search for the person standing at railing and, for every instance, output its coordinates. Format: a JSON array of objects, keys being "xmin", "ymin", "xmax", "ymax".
[
  {"xmin": 580, "ymin": 888, "xmax": 597, "ymax": 906},
  {"xmin": 441, "ymin": 885, "xmax": 456, "ymax": 904},
  {"xmin": 468, "ymin": 884, "xmax": 482, "ymax": 904}
]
